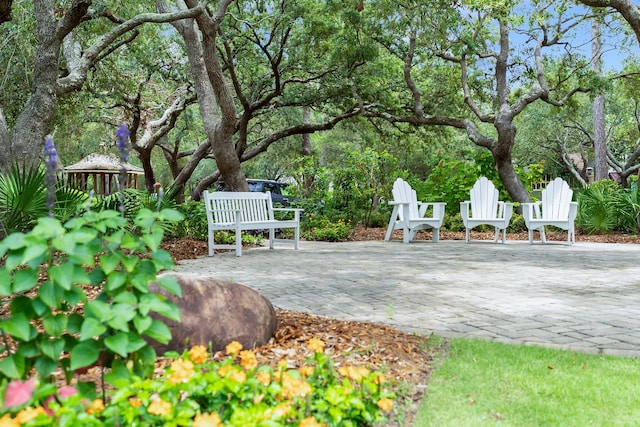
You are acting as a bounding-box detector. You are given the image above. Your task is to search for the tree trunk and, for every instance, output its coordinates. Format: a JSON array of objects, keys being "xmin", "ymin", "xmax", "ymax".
[
  {"xmin": 592, "ymin": 19, "xmax": 608, "ymax": 181},
  {"xmin": 302, "ymin": 106, "xmax": 311, "ymax": 156}
]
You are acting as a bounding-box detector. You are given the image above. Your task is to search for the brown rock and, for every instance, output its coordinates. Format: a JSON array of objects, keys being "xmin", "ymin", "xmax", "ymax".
[{"xmin": 149, "ymin": 273, "xmax": 278, "ymax": 354}]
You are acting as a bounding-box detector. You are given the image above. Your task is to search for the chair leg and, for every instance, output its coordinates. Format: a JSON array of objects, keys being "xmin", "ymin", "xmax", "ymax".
[
  {"xmin": 235, "ymin": 227, "xmax": 242, "ymax": 256},
  {"xmin": 432, "ymin": 228, "xmax": 440, "ymax": 243},
  {"xmin": 528, "ymin": 229, "xmax": 534, "ymax": 244},
  {"xmin": 465, "ymin": 228, "xmax": 470, "ymax": 243},
  {"xmin": 539, "ymin": 226, "xmax": 547, "ymax": 243}
]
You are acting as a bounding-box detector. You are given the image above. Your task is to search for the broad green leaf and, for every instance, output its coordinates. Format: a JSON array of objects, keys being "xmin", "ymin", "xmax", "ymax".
[
  {"xmin": 139, "ymin": 294, "xmax": 180, "ymax": 321},
  {"xmin": 42, "ymin": 314, "xmax": 68, "ymax": 337},
  {"xmin": 35, "ymin": 356, "xmax": 59, "ymax": 379},
  {"xmin": 67, "ymin": 314, "xmax": 83, "ymax": 334},
  {"xmin": 0, "ymin": 354, "xmax": 26, "ymax": 379},
  {"xmin": 85, "ymin": 300, "xmax": 112, "ymax": 321},
  {"xmin": 111, "ymin": 303, "xmax": 136, "ymax": 322},
  {"xmin": 40, "ymin": 339, "xmax": 65, "ymax": 360},
  {"xmin": 38, "ymin": 280, "xmax": 62, "ymax": 309},
  {"xmin": 104, "ymin": 359, "xmax": 132, "ymax": 388},
  {"xmin": 121, "ymin": 255, "xmax": 139, "ymax": 273},
  {"xmin": 99, "ymin": 254, "xmax": 120, "ymax": 275},
  {"xmin": 0, "ymin": 269, "xmax": 10, "ymax": 295},
  {"xmin": 106, "ymin": 314, "xmax": 130, "ymax": 332},
  {"xmin": 105, "ymin": 332, "xmax": 129, "ymax": 358},
  {"xmin": 2, "ymin": 232, "xmax": 26, "ymax": 250},
  {"xmin": 80, "ymin": 318, "xmax": 107, "ymax": 340},
  {"xmin": 10, "ymin": 295, "xmax": 36, "ymax": 318},
  {"xmin": 31, "ymin": 217, "xmax": 64, "ymax": 237},
  {"xmin": 125, "ymin": 332, "xmax": 147, "ymax": 353},
  {"xmin": 120, "ymin": 232, "xmax": 142, "ymax": 250},
  {"xmin": 70, "ymin": 341, "xmax": 101, "ymax": 371},
  {"xmin": 12, "ymin": 269, "xmax": 39, "ymax": 293},
  {"xmin": 63, "ymin": 286, "xmax": 87, "ymax": 306},
  {"xmin": 160, "ymin": 208, "xmax": 184, "ymax": 222},
  {"xmin": 133, "ymin": 315, "xmax": 153, "ymax": 334},
  {"xmin": 155, "ymin": 275, "xmax": 182, "ymax": 297},
  {"xmin": 142, "ymin": 231, "xmax": 163, "ymax": 252},
  {"xmin": 89, "ymin": 268, "xmax": 106, "ymax": 285},
  {"xmin": 4, "ymin": 251, "xmax": 24, "ymax": 271},
  {"xmin": 20, "ymin": 242, "xmax": 49, "ymax": 266},
  {"xmin": 18, "ymin": 341, "xmax": 41, "ymax": 358},
  {"xmin": 1, "ymin": 313, "xmax": 38, "ymax": 341},
  {"xmin": 105, "ymin": 271, "xmax": 127, "ymax": 292},
  {"xmin": 113, "ymin": 292, "xmax": 137, "ymax": 305},
  {"xmin": 151, "ymin": 249, "xmax": 175, "ymax": 271},
  {"xmin": 49, "ymin": 264, "xmax": 73, "ymax": 291},
  {"xmin": 144, "ymin": 320, "xmax": 172, "ymax": 344}
]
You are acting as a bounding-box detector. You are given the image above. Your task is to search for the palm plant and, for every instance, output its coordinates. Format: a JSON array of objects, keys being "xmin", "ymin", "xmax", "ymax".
[
  {"xmin": 610, "ymin": 185, "xmax": 640, "ymax": 233},
  {"xmin": 576, "ymin": 181, "xmax": 618, "ymax": 234},
  {"xmin": 0, "ymin": 163, "xmax": 48, "ymax": 235}
]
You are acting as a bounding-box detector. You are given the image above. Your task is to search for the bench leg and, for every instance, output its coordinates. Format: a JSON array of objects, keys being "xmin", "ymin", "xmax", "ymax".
[
  {"xmin": 294, "ymin": 225, "xmax": 300, "ymax": 249},
  {"xmin": 235, "ymin": 226, "xmax": 242, "ymax": 256},
  {"xmin": 208, "ymin": 228, "xmax": 215, "ymax": 256},
  {"xmin": 432, "ymin": 228, "xmax": 440, "ymax": 243},
  {"xmin": 269, "ymin": 228, "xmax": 275, "ymax": 249}
]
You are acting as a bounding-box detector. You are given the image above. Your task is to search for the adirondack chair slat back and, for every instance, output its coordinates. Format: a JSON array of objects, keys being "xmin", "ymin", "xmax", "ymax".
[
  {"xmin": 541, "ymin": 178, "xmax": 573, "ymax": 220},
  {"xmin": 392, "ymin": 179, "xmax": 419, "ymax": 219},
  {"xmin": 470, "ymin": 177, "xmax": 499, "ymax": 219}
]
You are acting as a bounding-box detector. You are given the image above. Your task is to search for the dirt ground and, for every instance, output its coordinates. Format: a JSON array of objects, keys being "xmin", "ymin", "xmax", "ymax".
[{"xmin": 159, "ymin": 227, "xmax": 640, "ymax": 425}]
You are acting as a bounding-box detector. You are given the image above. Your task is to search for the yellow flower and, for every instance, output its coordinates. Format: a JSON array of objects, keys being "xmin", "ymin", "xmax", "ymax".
[
  {"xmin": 374, "ymin": 373, "xmax": 386, "ymax": 385},
  {"xmin": 377, "ymin": 398, "xmax": 394, "ymax": 412},
  {"xmin": 189, "ymin": 345, "xmax": 209, "ymax": 364},
  {"xmin": 299, "ymin": 365, "xmax": 314, "ymax": 377},
  {"xmin": 239, "ymin": 350, "xmax": 257, "ymax": 370},
  {"xmin": 277, "ymin": 360, "xmax": 288, "ymax": 369},
  {"xmin": 218, "ymin": 364, "xmax": 233, "ymax": 377},
  {"xmin": 281, "ymin": 372, "xmax": 312, "ymax": 399},
  {"xmin": 87, "ymin": 398, "xmax": 105, "ymax": 414},
  {"xmin": 299, "ymin": 416, "xmax": 323, "ymax": 427},
  {"xmin": 193, "ymin": 412, "xmax": 223, "ymax": 427},
  {"xmin": 272, "ymin": 403, "xmax": 291, "ymax": 418},
  {"xmin": 129, "ymin": 397, "xmax": 143, "ymax": 408},
  {"xmin": 229, "ymin": 369, "xmax": 247, "ymax": 383},
  {"xmin": 256, "ymin": 371, "xmax": 271, "ymax": 386},
  {"xmin": 168, "ymin": 358, "xmax": 195, "ymax": 384},
  {"xmin": 338, "ymin": 365, "xmax": 369, "ymax": 381},
  {"xmin": 225, "ymin": 341, "xmax": 243, "ymax": 356},
  {"xmin": 307, "ymin": 338, "xmax": 325, "ymax": 353},
  {"xmin": 16, "ymin": 406, "xmax": 46, "ymax": 424},
  {"xmin": 148, "ymin": 398, "xmax": 172, "ymax": 416},
  {"xmin": 0, "ymin": 414, "xmax": 19, "ymax": 427}
]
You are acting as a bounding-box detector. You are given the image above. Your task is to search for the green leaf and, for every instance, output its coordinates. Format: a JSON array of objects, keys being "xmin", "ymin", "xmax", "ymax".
[
  {"xmin": 160, "ymin": 208, "xmax": 184, "ymax": 222},
  {"xmin": 10, "ymin": 295, "xmax": 36, "ymax": 318},
  {"xmin": 113, "ymin": 292, "xmax": 137, "ymax": 305},
  {"xmin": 70, "ymin": 341, "xmax": 102, "ymax": 371},
  {"xmin": 125, "ymin": 332, "xmax": 148, "ymax": 353},
  {"xmin": 1, "ymin": 313, "xmax": 38, "ymax": 341},
  {"xmin": 40, "ymin": 338, "xmax": 65, "ymax": 360},
  {"xmin": 67, "ymin": 314, "xmax": 83, "ymax": 334},
  {"xmin": 80, "ymin": 318, "xmax": 107, "ymax": 340},
  {"xmin": 12, "ymin": 269, "xmax": 39, "ymax": 293},
  {"xmin": 142, "ymin": 231, "xmax": 163, "ymax": 252},
  {"xmin": 151, "ymin": 249, "xmax": 175, "ymax": 271},
  {"xmin": 63, "ymin": 286, "xmax": 87, "ymax": 306},
  {"xmin": 0, "ymin": 269, "xmax": 11, "ymax": 295},
  {"xmin": 121, "ymin": 255, "xmax": 139, "ymax": 273},
  {"xmin": 85, "ymin": 300, "xmax": 111, "ymax": 321},
  {"xmin": 88, "ymin": 268, "xmax": 106, "ymax": 285},
  {"xmin": 155, "ymin": 275, "xmax": 182, "ymax": 297},
  {"xmin": 20, "ymin": 242, "xmax": 49, "ymax": 266},
  {"xmin": 0, "ymin": 354, "xmax": 26, "ymax": 379},
  {"xmin": 105, "ymin": 332, "xmax": 129, "ymax": 358},
  {"xmin": 43, "ymin": 314, "xmax": 68, "ymax": 337},
  {"xmin": 105, "ymin": 271, "xmax": 127, "ymax": 292},
  {"xmin": 104, "ymin": 359, "xmax": 132, "ymax": 388},
  {"xmin": 99, "ymin": 254, "xmax": 120, "ymax": 275},
  {"xmin": 144, "ymin": 319, "xmax": 172, "ymax": 344},
  {"xmin": 35, "ymin": 356, "xmax": 59, "ymax": 379},
  {"xmin": 50, "ymin": 264, "xmax": 91, "ymax": 291},
  {"xmin": 2, "ymin": 232, "xmax": 26, "ymax": 250},
  {"xmin": 38, "ymin": 280, "xmax": 62, "ymax": 308},
  {"xmin": 133, "ymin": 315, "xmax": 153, "ymax": 334}
]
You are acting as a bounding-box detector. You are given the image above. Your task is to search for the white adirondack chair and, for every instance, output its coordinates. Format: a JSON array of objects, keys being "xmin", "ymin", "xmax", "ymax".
[
  {"xmin": 460, "ymin": 177, "xmax": 514, "ymax": 243},
  {"xmin": 384, "ymin": 178, "xmax": 446, "ymax": 243},
  {"xmin": 521, "ymin": 177, "xmax": 578, "ymax": 244}
]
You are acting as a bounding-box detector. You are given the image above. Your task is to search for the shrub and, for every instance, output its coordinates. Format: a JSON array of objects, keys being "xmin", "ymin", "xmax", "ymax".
[
  {"xmin": 0, "ymin": 340, "xmax": 396, "ymax": 427},
  {"xmin": 576, "ymin": 181, "xmax": 619, "ymax": 234},
  {"xmin": 0, "ymin": 206, "xmax": 184, "ymax": 386},
  {"xmin": 301, "ymin": 215, "xmax": 352, "ymax": 241}
]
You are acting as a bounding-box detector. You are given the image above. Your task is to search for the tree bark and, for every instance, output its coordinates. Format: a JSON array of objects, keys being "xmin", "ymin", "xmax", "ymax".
[{"xmin": 592, "ymin": 19, "xmax": 608, "ymax": 181}]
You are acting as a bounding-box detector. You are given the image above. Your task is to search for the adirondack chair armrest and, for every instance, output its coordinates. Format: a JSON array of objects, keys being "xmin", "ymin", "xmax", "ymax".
[
  {"xmin": 499, "ymin": 202, "xmax": 514, "ymax": 221},
  {"xmin": 521, "ymin": 202, "xmax": 542, "ymax": 225},
  {"xmin": 388, "ymin": 201, "xmax": 409, "ymax": 206},
  {"xmin": 460, "ymin": 201, "xmax": 471, "ymax": 221},
  {"xmin": 568, "ymin": 202, "xmax": 578, "ymax": 221}
]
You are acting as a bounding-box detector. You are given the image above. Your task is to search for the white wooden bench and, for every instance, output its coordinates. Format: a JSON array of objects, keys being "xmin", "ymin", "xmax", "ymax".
[{"xmin": 203, "ymin": 190, "xmax": 303, "ymax": 256}]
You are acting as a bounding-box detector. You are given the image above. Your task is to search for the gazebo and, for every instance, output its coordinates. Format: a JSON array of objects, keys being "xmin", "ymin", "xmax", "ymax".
[{"xmin": 64, "ymin": 153, "xmax": 145, "ymax": 195}]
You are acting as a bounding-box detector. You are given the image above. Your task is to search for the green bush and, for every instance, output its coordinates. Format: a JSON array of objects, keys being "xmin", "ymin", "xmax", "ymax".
[
  {"xmin": 507, "ymin": 213, "xmax": 526, "ymax": 233},
  {"xmin": 442, "ymin": 212, "xmax": 465, "ymax": 232},
  {"xmin": 0, "ymin": 207, "xmax": 183, "ymax": 385},
  {"xmin": 0, "ymin": 340, "xmax": 396, "ymax": 427},
  {"xmin": 576, "ymin": 181, "xmax": 620, "ymax": 234},
  {"xmin": 301, "ymin": 214, "xmax": 352, "ymax": 241}
]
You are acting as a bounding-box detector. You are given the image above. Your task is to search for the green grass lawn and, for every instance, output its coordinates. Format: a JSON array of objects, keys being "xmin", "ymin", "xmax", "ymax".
[{"xmin": 414, "ymin": 338, "xmax": 640, "ymax": 426}]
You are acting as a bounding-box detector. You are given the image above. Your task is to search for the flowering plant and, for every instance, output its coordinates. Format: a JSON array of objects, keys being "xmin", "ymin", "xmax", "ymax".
[{"xmin": 0, "ymin": 340, "xmax": 395, "ymax": 426}]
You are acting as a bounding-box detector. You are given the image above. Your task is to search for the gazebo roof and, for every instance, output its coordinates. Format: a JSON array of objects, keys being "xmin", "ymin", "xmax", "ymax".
[{"xmin": 64, "ymin": 153, "xmax": 144, "ymax": 174}]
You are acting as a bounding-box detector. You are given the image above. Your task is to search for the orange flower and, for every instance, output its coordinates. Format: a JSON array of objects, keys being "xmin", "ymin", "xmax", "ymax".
[
  {"xmin": 129, "ymin": 397, "xmax": 143, "ymax": 408},
  {"xmin": 87, "ymin": 398, "xmax": 104, "ymax": 414},
  {"xmin": 338, "ymin": 365, "xmax": 369, "ymax": 381},
  {"xmin": 299, "ymin": 365, "xmax": 314, "ymax": 377},
  {"xmin": 374, "ymin": 373, "xmax": 386, "ymax": 385},
  {"xmin": 0, "ymin": 414, "xmax": 19, "ymax": 427},
  {"xmin": 16, "ymin": 406, "xmax": 46, "ymax": 424},
  {"xmin": 256, "ymin": 371, "xmax": 271, "ymax": 386},
  {"xmin": 377, "ymin": 398, "xmax": 394, "ymax": 412},
  {"xmin": 272, "ymin": 403, "xmax": 292, "ymax": 418},
  {"xmin": 225, "ymin": 341, "xmax": 242, "ymax": 356},
  {"xmin": 218, "ymin": 364, "xmax": 233, "ymax": 377},
  {"xmin": 299, "ymin": 416, "xmax": 323, "ymax": 427},
  {"xmin": 168, "ymin": 358, "xmax": 195, "ymax": 384},
  {"xmin": 189, "ymin": 345, "xmax": 209, "ymax": 364},
  {"xmin": 239, "ymin": 350, "xmax": 257, "ymax": 370},
  {"xmin": 193, "ymin": 412, "xmax": 223, "ymax": 427},
  {"xmin": 281, "ymin": 372, "xmax": 312, "ymax": 399},
  {"xmin": 228, "ymin": 369, "xmax": 247, "ymax": 383},
  {"xmin": 148, "ymin": 398, "xmax": 172, "ymax": 416},
  {"xmin": 307, "ymin": 338, "xmax": 325, "ymax": 353}
]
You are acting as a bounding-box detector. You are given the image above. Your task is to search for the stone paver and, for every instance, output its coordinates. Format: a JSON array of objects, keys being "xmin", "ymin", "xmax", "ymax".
[{"xmin": 176, "ymin": 239, "xmax": 640, "ymax": 357}]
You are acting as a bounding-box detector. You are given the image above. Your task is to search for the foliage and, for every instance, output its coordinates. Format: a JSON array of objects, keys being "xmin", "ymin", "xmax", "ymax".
[
  {"xmin": 0, "ymin": 163, "xmax": 88, "ymax": 238},
  {"xmin": 576, "ymin": 181, "xmax": 619, "ymax": 234},
  {"xmin": 0, "ymin": 206, "xmax": 183, "ymax": 385},
  {"xmin": 0, "ymin": 340, "xmax": 396, "ymax": 427},
  {"xmin": 301, "ymin": 214, "xmax": 352, "ymax": 242}
]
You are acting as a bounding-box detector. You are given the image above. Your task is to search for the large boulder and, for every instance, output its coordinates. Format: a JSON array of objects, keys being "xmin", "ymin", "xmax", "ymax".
[{"xmin": 149, "ymin": 273, "xmax": 278, "ymax": 354}]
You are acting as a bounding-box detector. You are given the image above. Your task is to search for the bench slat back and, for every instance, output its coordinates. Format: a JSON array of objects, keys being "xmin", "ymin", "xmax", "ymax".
[{"xmin": 203, "ymin": 191, "xmax": 274, "ymax": 223}]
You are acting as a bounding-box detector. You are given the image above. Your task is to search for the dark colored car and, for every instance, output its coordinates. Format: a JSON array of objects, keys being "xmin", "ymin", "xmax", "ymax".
[{"xmin": 216, "ymin": 179, "xmax": 292, "ymax": 206}]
